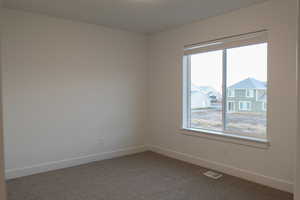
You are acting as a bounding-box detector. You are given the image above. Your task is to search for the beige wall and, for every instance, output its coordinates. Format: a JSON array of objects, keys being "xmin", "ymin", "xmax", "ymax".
[
  {"xmin": 148, "ymin": 0, "xmax": 297, "ymax": 192},
  {"xmin": 0, "ymin": 9, "xmax": 148, "ymax": 178},
  {"xmin": 295, "ymin": 0, "xmax": 300, "ymax": 198},
  {"xmin": 0, "ymin": 35, "xmax": 7, "ymax": 200},
  {"xmin": 0, "ymin": 4, "xmax": 7, "ymax": 200}
]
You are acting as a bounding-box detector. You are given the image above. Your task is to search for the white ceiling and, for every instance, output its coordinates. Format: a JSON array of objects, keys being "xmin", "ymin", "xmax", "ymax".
[{"xmin": 3, "ymin": 0, "xmax": 267, "ymax": 34}]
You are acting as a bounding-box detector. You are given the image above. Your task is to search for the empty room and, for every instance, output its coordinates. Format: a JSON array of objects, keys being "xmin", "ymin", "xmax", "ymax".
[{"xmin": 1, "ymin": 0, "xmax": 300, "ymax": 199}]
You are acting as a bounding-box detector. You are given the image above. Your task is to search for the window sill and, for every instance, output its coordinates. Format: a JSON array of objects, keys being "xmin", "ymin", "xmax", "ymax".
[{"xmin": 180, "ymin": 128, "xmax": 270, "ymax": 149}]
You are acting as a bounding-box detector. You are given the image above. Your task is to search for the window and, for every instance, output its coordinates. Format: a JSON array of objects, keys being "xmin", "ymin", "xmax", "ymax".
[
  {"xmin": 182, "ymin": 31, "xmax": 268, "ymax": 141},
  {"xmin": 228, "ymin": 89, "xmax": 235, "ymax": 97},
  {"xmin": 227, "ymin": 101, "xmax": 235, "ymax": 112},
  {"xmin": 246, "ymin": 89, "xmax": 254, "ymax": 97},
  {"xmin": 239, "ymin": 101, "xmax": 251, "ymax": 111},
  {"xmin": 262, "ymin": 102, "xmax": 266, "ymax": 111}
]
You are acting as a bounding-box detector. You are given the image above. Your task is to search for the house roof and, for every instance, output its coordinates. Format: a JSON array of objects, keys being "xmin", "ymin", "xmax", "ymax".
[{"xmin": 228, "ymin": 78, "xmax": 266, "ymax": 89}]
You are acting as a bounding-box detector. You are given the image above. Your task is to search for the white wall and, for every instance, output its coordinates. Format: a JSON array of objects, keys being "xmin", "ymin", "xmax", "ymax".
[
  {"xmin": 0, "ymin": 0, "xmax": 298, "ymax": 195},
  {"xmin": 148, "ymin": 0, "xmax": 297, "ymax": 192},
  {"xmin": 0, "ymin": 9, "xmax": 148, "ymax": 178}
]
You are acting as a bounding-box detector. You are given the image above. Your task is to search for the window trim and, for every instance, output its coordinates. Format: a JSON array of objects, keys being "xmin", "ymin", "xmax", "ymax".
[
  {"xmin": 181, "ymin": 30, "xmax": 269, "ymax": 145},
  {"xmin": 184, "ymin": 30, "xmax": 267, "ymax": 55},
  {"xmin": 181, "ymin": 128, "xmax": 270, "ymax": 149}
]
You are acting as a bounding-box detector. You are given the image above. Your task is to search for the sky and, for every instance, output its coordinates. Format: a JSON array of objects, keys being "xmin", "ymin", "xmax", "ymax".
[{"xmin": 191, "ymin": 43, "xmax": 268, "ymax": 93}]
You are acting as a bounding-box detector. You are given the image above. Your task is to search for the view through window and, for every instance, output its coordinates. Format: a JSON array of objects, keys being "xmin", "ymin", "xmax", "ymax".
[{"xmin": 183, "ymin": 33, "xmax": 267, "ymax": 140}]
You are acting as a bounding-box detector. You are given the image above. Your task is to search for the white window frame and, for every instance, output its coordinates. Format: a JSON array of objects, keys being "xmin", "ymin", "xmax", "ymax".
[
  {"xmin": 246, "ymin": 89, "xmax": 254, "ymax": 98},
  {"xmin": 181, "ymin": 30, "xmax": 269, "ymax": 145},
  {"xmin": 239, "ymin": 101, "xmax": 251, "ymax": 111},
  {"xmin": 262, "ymin": 102, "xmax": 267, "ymax": 111},
  {"xmin": 228, "ymin": 89, "xmax": 235, "ymax": 97}
]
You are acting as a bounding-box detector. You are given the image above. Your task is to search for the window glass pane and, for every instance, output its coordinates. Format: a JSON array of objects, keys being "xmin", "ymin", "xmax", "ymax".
[
  {"xmin": 226, "ymin": 43, "xmax": 267, "ymax": 139},
  {"xmin": 190, "ymin": 50, "xmax": 223, "ymax": 131}
]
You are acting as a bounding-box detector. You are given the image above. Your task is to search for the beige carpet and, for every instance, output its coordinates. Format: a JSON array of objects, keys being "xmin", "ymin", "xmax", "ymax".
[{"xmin": 7, "ymin": 151, "xmax": 292, "ymax": 200}]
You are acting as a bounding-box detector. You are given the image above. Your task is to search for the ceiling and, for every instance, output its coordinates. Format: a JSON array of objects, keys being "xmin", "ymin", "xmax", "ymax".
[{"xmin": 3, "ymin": 0, "xmax": 267, "ymax": 34}]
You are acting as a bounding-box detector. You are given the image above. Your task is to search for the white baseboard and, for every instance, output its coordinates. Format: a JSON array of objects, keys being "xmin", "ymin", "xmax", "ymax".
[
  {"xmin": 5, "ymin": 144, "xmax": 293, "ymax": 193},
  {"xmin": 5, "ymin": 145, "xmax": 147, "ymax": 180},
  {"xmin": 148, "ymin": 145, "xmax": 293, "ymax": 193}
]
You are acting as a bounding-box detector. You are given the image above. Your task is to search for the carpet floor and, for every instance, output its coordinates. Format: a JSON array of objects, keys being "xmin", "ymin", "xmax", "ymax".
[{"xmin": 7, "ymin": 151, "xmax": 293, "ymax": 200}]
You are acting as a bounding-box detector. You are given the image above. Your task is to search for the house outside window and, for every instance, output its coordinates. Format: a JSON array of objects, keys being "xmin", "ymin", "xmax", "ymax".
[
  {"xmin": 228, "ymin": 89, "xmax": 234, "ymax": 97},
  {"xmin": 227, "ymin": 78, "xmax": 267, "ymax": 113},
  {"xmin": 239, "ymin": 101, "xmax": 251, "ymax": 111},
  {"xmin": 246, "ymin": 89, "xmax": 254, "ymax": 97},
  {"xmin": 262, "ymin": 102, "xmax": 267, "ymax": 111},
  {"xmin": 227, "ymin": 101, "xmax": 235, "ymax": 112},
  {"xmin": 182, "ymin": 31, "xmax": 268, "ymax": 141}
]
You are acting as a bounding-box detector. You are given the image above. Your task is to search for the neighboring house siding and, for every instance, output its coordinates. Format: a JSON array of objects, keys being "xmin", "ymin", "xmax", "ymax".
[
  {"xmin": 227, "ymin": 89, "xmax": 266, "ymax": 112},
  {"xmin": 191, "ymin": 78, "xmax": 267, "ymax": 112},
  {"xmin": 227, "ymin": 78, "xmax": 267, "ymax": 113}
]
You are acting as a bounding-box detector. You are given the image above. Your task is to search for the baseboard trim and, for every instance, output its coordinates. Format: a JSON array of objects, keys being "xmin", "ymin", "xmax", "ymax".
[
  {"xmin": 5, "ymin": 145, "xmax": 147, "ymax": 180},
  {"xmin": 5, "ymin": 144, "xmax": 293, "ymax": 193},
  {"xmin": 148, "ymin": 145, "xmax": 293, "ymax": 193}
]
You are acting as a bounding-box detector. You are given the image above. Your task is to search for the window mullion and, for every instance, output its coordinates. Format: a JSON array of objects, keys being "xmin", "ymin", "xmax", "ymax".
[{"xmin": 222, "ymin": 49, "xmax": 227, "ymax": 131}]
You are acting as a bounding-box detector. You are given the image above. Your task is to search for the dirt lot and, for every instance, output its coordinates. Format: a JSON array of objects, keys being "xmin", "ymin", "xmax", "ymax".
[{"xmin": 191, "ymin": 109, "xmax": 267, "ymax": 139}]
